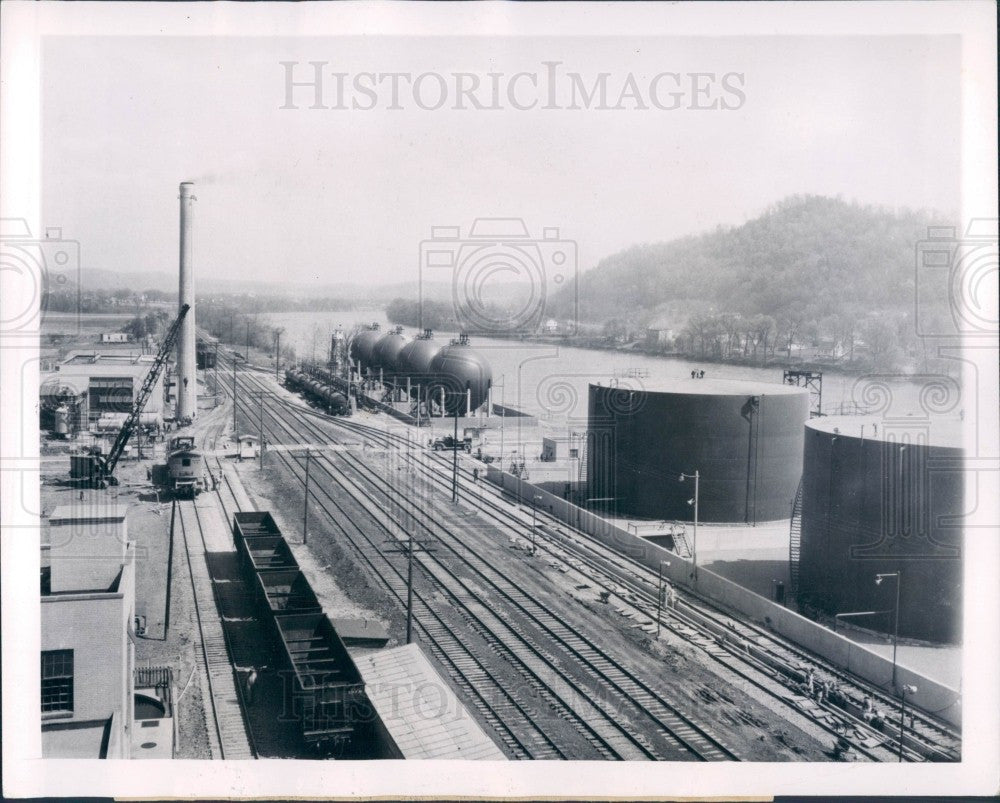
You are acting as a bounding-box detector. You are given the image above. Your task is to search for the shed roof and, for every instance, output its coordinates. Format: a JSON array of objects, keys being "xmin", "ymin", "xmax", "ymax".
[
  {"xmin": 357, "ymin": 644, "xmax": 507, "ymax": 760},
  {"xmin": 49, "ymin": 504, "xmax": 127, "ymax": 524}
]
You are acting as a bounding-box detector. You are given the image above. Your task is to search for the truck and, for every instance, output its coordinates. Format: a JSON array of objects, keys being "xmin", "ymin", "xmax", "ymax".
[{"xmin": 430, "ymin": 435, "xmax": 472, "ymax": 452}]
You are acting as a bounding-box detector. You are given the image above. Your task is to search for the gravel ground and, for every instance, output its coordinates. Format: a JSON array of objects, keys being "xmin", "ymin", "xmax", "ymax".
[{"xmin": 232, "ymin": 386, "xmax": 836, "ymax": 762}]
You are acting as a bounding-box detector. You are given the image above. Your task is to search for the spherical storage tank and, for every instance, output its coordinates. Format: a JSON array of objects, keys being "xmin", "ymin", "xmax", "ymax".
[
  {"xmin": 587, "ymin": 378, "xmax": 809, "ymax": 523},
  {"xmin": 349, "ymin": 324, "xmax": 382, "ymax": 373},
  {"xmin": 798, "ymin": 416, "xmax": 963, "ymax": 644},
  {"xmin": 397, "ymin": 330, "xmax": 441, "ymax": 395},
  {"xmin": 371, "ymin": 327, "xmax": 408, "ymax": 377},
  {"xmin": 427, "ymin": 335, "xmax": 492, "ymax": 415}
]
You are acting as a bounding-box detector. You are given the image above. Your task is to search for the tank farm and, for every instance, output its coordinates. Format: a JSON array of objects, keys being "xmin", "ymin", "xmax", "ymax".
[{"xmin": 44, "ymin": 181, "xmax": 963, "ymax": 764}]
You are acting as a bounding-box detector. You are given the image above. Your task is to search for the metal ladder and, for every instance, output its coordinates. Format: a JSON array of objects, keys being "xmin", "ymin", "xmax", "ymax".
[{"xmin": 788, "ymin": 479, "xmax": 803, "ymax": 598}]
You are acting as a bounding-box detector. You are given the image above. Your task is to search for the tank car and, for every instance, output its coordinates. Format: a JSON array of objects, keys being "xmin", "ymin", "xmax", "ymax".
[{"xmin": 167, "ymin": 435, "xmax": 207, "ymax": 497}]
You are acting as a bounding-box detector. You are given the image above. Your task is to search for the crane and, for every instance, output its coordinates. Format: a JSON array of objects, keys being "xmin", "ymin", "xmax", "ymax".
[{"xmin": 94, "ymin": 303, "xmax": 189, "ymax": 486}]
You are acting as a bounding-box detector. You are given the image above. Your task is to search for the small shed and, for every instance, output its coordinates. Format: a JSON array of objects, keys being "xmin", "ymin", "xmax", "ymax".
[
  {"xmin": 356, "ymin": 644, "xmax": 507, "ymax": 760},
  {"xmin": 235, "ymin": 435, "xmax": 260, "ymax": 460}
]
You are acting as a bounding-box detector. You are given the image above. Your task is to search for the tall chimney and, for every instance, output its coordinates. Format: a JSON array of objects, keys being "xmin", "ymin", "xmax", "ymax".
[{"xmin": 176, "ymin": 181, "xmax": 197, "ymax": 420}]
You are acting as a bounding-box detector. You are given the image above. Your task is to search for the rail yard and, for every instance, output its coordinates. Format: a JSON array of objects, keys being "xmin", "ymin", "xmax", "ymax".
[
  {"xmin": 176, "ymin": 349, "xmax": 958, "ymax": 762},
  {"xmin": 33, "ymin": 181, "xmax": 965, "ymax": 765}
]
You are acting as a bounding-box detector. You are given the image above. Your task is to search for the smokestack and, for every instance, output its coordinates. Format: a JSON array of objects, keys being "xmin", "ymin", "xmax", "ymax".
[{"xmin": 176, "ymin": 182, "xmax": 197, "ymax": 421}]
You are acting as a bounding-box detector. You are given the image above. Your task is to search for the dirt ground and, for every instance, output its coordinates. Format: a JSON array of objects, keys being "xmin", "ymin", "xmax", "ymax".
[{"xmin": 40, "ymin": 435, "xmax": 213, "ymax": 759}]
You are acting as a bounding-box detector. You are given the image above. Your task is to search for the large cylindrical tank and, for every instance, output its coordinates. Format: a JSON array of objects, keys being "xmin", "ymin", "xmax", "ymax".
[
  {"xmin": 371, "ymin": 328, "xmax": 407, "ymax": 377},
  {"xmin": 53, "ymin": 406, "xmax": 70, "ymax": 438},
  {"xmin": 427, "ymin": 335, "xmax": 492, "ymax": 415},
  {"xmin": 798, "ymin": 415, "xmax": 963, "ymax": 644},
  {"xmin": 349, "ymin": 324, "xmax": 382, "ymax": 371},
  {"xmin": 398, "ymin": 330, "xmax": 440, "ymax": 395},
  {"xmin": 587, "ymin": 378, "xmax": 809, "ymax": 523}
]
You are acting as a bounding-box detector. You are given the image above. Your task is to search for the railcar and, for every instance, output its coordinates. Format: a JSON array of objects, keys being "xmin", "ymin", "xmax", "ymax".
[{"xmin": 166, "ymin": 435, "xmax": 207, "ymax": 497}]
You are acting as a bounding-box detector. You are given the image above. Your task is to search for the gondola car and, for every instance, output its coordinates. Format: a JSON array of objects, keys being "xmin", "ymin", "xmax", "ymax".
[{"xmin": 167, "ymin": 435, "xmax": 207, "ymax": 497}]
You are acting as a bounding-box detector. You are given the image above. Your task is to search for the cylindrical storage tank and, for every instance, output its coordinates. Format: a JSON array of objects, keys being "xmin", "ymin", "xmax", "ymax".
[
  {"xmin": 587, "ymin": 378, "xmax": 809, "ymax": 523},
  {"xmin": 54, "ymin": 406, "xmax": 69, "ymax": 437},
  {"xmin": 371, "ymin": 328, "xmax": 407, "ymax": 379},
  {"xmin": 427, "ymin": 335, "xmax": 492, "ymax": 415},
  {"xmin": 798, "ymin": 416, "xmax": 963, "ymax": 644},
  {"xmin": 398, "ymin": 330, "xmax": 440, "ymax": 397},
  {"xmin": 349, "ymin": 324, "xmax": 382, "ymax": 372}
]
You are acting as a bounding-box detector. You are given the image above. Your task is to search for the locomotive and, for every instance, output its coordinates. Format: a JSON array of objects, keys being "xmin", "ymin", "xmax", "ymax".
[
  {"xmin": 166, "ymin": 435, "xmax": 207, "ymax": 497},
  {"xmin": 284, "ymin": 369, "xmax": 352, "ymax": 416}
]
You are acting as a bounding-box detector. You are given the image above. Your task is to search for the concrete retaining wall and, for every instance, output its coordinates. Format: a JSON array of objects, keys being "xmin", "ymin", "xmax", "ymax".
[{"xmin": 486, "ymin": 466, "xmax": 961, "ymax": 728}]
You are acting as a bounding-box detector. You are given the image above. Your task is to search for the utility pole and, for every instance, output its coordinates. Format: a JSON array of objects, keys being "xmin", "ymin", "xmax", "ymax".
[
  {"xmin": 232, "ymin": 356, "xmax": 239, "ymax": 434},
  {"xmin": 530, "ymin": 494, "xmax": 543, "ymax": 555},
  {"xmin": 246, "ymin": 320, "xmax": 251, "ymax": 361},
  {"xmin": 656, "ymin": 561, "xmax": 670, "ymax": 638},
  {"xmin": 302, "ymin": 449, "xmax": 311, "ymax": 545},
  {"xmin": 383, "ymin": 529, "xmax": 436, "ymax": 645},
  {"xmin": 258, "ymin": 392, "xmax": 265, "ymax": 471},
  {"xmin": 875, "ymin": 570, "xmax": 902, "ymax": 689},
  {"xmin": 899, "ymin": 683, "xmax": 917, "ymax": 761},
  {"xmin": 274, "ymin": 330, "xmax": 282, "ymax": 380},
  {"xmin": 406, "ymin": 530, "xmax": 414, "ymax": 643},
  {"xmin": 452, "ymin": 404, "xmax": 459, "ymax": 503}
]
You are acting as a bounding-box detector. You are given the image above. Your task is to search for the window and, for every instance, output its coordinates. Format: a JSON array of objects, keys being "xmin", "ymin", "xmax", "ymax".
[
  {"xmin": 41, "ymin": 649, "xmax": 74, "ymax": 713},
  {"xmin": 182, "ymin": 458, "xmax": 191, "ymax": 467},
  {"xmin": 569, "ymin": 448, "xmax": 579, "ymax": 458}
]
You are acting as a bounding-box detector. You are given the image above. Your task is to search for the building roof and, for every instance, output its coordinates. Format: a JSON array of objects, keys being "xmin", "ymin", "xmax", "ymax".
[
  {"xmin": 42, "ymin": 720, "xmax": 112, "ymax": 758},
  {"xmin": 591, "ymin": 376, "xmax": 808, "ymax": 397},
  {"xmin": 62, "ymin": 350, "xmax": 154, "ymax": 365},
  {"xmin": 806, "ymin": 415, "xmax": 964, "ymax": 450},
  {"xmin": 357, "ymin": 644, "xmax": 507, "ymax": 760},
  {"xmin": 49, "ymin": 504, "xmax": 127, "ymax": 524},
  {"xmin": 39, "ymin": 374, "xmax": 89, "ymax": 397}
]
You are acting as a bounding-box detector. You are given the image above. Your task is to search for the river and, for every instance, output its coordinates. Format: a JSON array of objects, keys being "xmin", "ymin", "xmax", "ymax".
[{"xmin": 263, "ymin": 310, "xmax": 962, "ymax": 426}]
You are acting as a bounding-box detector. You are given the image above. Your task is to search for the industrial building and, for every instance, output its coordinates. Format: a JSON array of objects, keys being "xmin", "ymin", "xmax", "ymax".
[
  {"xmin": 41, "ymin": 504, "xmax": 135, "ymax": 758},
  {"xmin": 587, "ymin": 378, "xmax": 810, "ymax": 522},
  {"xmin": 41, "ymin": 352, "xmax": 164, "ymax": 433},
  {"xmin": 797, "ymin": 415, "xmax": 964, "ymax": 644}
]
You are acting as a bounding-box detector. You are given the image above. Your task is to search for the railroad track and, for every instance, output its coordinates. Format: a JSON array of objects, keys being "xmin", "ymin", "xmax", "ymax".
[
  {"xmin": 321, "ymin": 414, "xmax": 962, "ymax": 763},
  {"xmin": 214, "ymin": 369, "xmax": 574, "ymax": 759},
  {"xmin": 250, "ymin": 363, "xmax": 961, "ymax": 763},
  {"xmin": 223, "ymin": 361, "xmax": 739, "ymax": 760},
  {"xmin": 174, "ymin": 497, "xmax": 256, "ymax": 759}
]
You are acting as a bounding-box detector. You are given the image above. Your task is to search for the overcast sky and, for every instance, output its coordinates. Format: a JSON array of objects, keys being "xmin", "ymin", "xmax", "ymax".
[{"xmin": 42, "ymin": 34, "xmax": 960, "ymax": 289}]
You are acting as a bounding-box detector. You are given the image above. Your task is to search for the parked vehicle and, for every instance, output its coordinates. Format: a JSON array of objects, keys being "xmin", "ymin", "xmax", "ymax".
[{"xmin": 431, "ymin": 435, "xmax": 472, "ymax": 452}]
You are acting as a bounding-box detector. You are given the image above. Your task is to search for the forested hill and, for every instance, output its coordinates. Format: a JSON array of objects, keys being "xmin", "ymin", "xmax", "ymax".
[{"xmin": 550, "ymin": 195, "xmax": 947, "ymax": 333}]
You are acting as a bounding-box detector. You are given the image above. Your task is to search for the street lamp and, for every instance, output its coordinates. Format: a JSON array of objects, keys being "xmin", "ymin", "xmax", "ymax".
[
  {"xmin": 899, "ymin": 683, "xmax": 917, "ymax": 761},
  {"xmin": 875, "ymin": 571, "xmax": 901, "ymax": 689},
  {"xmin": 656, "ymin": 560, "xmax": 671, "ymax": 637},
  {"xmin": 679, "ymin": 471, "xmax": 700, "ymax": 580}
]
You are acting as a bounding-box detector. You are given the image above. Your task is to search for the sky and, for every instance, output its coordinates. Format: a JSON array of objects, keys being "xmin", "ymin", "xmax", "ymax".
[{"xmin": 41, "ymin": 34, "xmax": 961, "ymax": 289}]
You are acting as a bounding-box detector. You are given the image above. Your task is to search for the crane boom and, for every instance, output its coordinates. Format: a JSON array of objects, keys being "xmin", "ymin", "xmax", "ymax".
[{"xmin": 100, "ymin": 304, "xmax": 190, "ymax": 480}]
